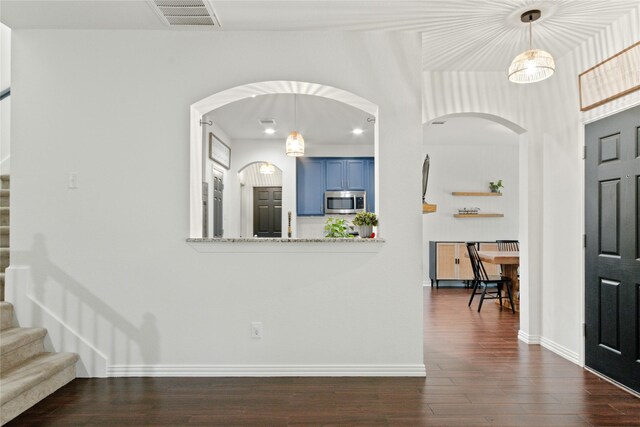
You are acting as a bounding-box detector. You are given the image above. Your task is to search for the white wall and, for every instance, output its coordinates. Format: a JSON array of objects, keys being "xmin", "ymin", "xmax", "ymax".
[
  {"xmin": 422, "ymin": 117, "xmax": 519, "ymax": 281},
  {"xmin": 7, "ymin": 30, "xmax": 424, "ymax": 377},
  {"xmin": 423, "ymin": 4, "xmax": 640, "ymax": 364},
  {"xmin": 0, "ymin": 23, "xmax": 10, "ymax": 174}
]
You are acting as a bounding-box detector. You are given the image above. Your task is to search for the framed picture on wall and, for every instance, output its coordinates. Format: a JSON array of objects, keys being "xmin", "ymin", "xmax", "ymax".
[{"xmin": 209, "ymin": 132, "xmax": 231, "ymax": 169}]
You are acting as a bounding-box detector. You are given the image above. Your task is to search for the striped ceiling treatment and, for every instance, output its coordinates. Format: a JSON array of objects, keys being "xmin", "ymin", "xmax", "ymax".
[{"xmin": 238, "ymin": 163, "xmax": 283, "ymax": 187}]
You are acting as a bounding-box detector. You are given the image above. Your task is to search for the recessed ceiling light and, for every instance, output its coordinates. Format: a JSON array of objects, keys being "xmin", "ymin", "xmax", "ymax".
[
  {"xmin": 352, "ymin": 128, "xmax": 364, "ymax": 135},
  {"xmin": 264, "ymin": 128, "xmax": 276, "ymax": 135}
]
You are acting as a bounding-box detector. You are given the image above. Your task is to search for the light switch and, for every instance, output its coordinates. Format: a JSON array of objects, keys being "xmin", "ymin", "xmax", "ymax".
[{"xmin": 68, "ymin": 172, "xmax": 78, "ymax": 189}]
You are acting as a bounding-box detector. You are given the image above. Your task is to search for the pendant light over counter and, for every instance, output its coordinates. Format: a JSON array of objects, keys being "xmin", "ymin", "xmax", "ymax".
[
  {"xmin": 508, "ymin": 10, "xmax": 555, "ymax": 84},
  {"xmin": 285, "ymin": 94, "xmax": 305, "ymax": 156}
]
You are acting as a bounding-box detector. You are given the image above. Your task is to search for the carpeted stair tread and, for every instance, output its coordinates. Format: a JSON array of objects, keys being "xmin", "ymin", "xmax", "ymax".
[
  {"xmin": 0, "ymin": 327, "xmax": 47, "ymax": 356},
  {"xmin": 0, "ymin": 226, "xmax": 8, "ymax": 235},
  {"xmin": 0, "ymin": 301, "xmax": 13, "ymax": 331},
  {"xmin": 0, "ymin": 352, "xmax": 79, "ymax": 406}
]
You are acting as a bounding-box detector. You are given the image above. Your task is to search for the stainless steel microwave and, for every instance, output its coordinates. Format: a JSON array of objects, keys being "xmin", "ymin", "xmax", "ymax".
[{"xmin": 325, "ymin": 191, "xmax": 366, "ymax": 214}]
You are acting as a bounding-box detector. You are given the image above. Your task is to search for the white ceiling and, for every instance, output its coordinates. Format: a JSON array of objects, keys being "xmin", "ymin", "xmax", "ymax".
[
  {"xmin": 206, "ymin": 94, "xmax": 374, "ymax": 146},
  {"xmin": 1, "ymin": 1, "xmax": 638, "ymax": 71}
]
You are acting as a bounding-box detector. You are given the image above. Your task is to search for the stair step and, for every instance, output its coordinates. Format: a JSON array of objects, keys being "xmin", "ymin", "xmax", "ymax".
[
  {"xmin": 0, "ymin": 301, "xmax": 13, "ymax": 331},
  {"xmin": 0, "ymin": 226, "xmax": 8, "ymax": 235},
  {"xmin": 0, "ymin": 352, "xmax": 78, "ymax": 424},
  {"xmin": 0, "ymin": 272, "xmax": 4, "ymax": 302},
  {"xmin": 0, "ymin": 189, "xmax": 8, "ymax": 208},
  {"xmin": 0, "ymin": 207, "xmax": 8, "ymax": 227},
  {"xmin": 1, "ymin": 327, "xmax": 47, "ymax": 372},
  {"xmin": 0, "ymin": 175, "xmax": 8, "ymax": 191},
  {"xmin": 0, "ymin": 247, "xmax": 8, "ymax": 270}
]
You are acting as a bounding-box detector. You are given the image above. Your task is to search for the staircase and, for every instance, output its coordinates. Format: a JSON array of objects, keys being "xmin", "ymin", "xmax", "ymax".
[{"xmin": 0, "ymin": 175, "xmax": 79, "ymax": 425}]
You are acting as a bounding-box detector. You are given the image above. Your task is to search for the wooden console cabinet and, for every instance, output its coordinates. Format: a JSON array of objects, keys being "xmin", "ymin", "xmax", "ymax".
[{"xmin": 429, "ymin": 241, "xmax": 499, "ymax": 288}]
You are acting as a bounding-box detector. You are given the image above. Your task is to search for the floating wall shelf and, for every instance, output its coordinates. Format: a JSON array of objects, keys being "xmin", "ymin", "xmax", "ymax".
[
  {"xmin": 454, "ymin": 213, "xmax": 504, "ymax": 218},
  {"xmin": 452, "ymin": 192, "xmax": 502, "ymax": 196}
]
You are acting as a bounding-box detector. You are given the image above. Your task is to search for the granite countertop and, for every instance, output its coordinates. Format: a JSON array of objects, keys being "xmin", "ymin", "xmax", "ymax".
[{"xmin": 187, "ymin": 238, "xmax": 385, "ymax": 243}]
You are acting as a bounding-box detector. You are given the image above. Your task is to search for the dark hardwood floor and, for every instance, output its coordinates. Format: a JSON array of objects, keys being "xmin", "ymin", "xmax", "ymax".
[{"xmin": 10, "ymin": 287, "xmax": 640, "ymax": 426}]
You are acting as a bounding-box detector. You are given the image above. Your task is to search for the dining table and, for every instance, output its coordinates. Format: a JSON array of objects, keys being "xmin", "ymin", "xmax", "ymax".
[{"xmin": 476, "ymin": 250, "xmax": 520, "ymax": 312}]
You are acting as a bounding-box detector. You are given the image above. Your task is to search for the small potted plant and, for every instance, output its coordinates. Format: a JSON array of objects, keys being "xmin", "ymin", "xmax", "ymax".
[
  {"xmin": 489, "ymin": 180, "xmax": 504, "ymax": 193},
  {"xmin": 352, "ymin": 211, "xmax": 378, "ymax": 238},
  {"xmin": 324, "ymin": 217, "xmax": 353, "ymax": 238}
]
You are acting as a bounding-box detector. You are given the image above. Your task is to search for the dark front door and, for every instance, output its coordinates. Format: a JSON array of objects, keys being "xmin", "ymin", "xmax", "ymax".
[
  {"xmin": 253, "ymin": 187, "xmax": 282, "ymax": 238},
  {"xmin": 585, "ymin": 105, "xmax": 640, "ymax": 393},
  {"xmin": 213, "ymin": 169, "xmax": 223, "ymax": 238}
]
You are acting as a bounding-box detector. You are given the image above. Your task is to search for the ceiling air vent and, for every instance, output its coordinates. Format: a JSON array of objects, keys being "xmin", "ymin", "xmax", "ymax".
[
  {"xmin": 150, "ymin": 0, "xmax": 220, "ymax": 28},
  {"xmin": 259, "ymin": 119, "xmax": 277, "ymax": 126}
]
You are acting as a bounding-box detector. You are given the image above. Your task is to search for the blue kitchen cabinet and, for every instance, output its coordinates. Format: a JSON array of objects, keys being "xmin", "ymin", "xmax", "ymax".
[
  {"xmin": 365, "ymin": 159, "xmax": 375, "ymax": 212},
  {"xmin": 325, "ymin": 160, "xmax": 344, "ymax": 191},
  {"xmin": 297, "ymin": 157, "xmax": 374, "ymax": 216},
  {"xmin": 296, "ymin": 158, "xmax": 325, "ymax": 216},
  {"xmin": 345, "ymin": 160, "xmax": 365, "ymax": 190},
  {"xmin": 325, "ymin": 158, "xmax": 366, "ymax": 191}
]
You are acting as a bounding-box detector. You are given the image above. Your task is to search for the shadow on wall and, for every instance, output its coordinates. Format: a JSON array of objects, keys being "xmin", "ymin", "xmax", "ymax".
[{"xmin": 22, "ymin": 233, "xmax": 160, "ymax": 371}]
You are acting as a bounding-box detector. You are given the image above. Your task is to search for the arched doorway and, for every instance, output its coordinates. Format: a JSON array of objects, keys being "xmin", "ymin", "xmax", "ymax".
[{"xmin": 423, "ymin": 112, "xmax": 536, "ymax": 343}]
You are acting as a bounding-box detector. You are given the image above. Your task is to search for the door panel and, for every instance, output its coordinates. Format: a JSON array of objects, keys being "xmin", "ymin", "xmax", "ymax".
[
  {"xmin": 253, "ymin": 186, "xmax": 282, "ymax": 238},
  {"xmin": 585, "ymin": 104, "xmax": 640, "ymax": 394},
  {"xmin": 436, "ymin": 243, "xmax": 456, "ymax": 279},
  {"xmin": 213, "ymin": 170, "xmax": 223, "ymax": 238},
  {"xmin": 599, "ymin": 279, "xmax": 620, "ymax": 352},
  {"xmin": 599, "ymin": 179, "xmax": 620, "ymax": 256},
  {"xmin": 457, "ymin": 243, "xmax": 474, "ymax": 280}
]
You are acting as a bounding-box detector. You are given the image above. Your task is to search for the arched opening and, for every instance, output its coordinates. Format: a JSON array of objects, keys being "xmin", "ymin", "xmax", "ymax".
[
  {"xmin": 190, "ymin": 81, "xmax": 379, "ymax": 239},
  {"xmin": 237, "ymin": 162, "xmax": 283, "ymax": 238},
  {"xmin": 422, "ymin": 112, "xmax": 534, "ymax": 341}
]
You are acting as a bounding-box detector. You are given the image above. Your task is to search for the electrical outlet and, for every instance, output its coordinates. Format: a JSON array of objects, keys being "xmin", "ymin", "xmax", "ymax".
[
  {"xmin": 68, "ymin": 172, "xmax": 78, "ymax": 189},
  {"xmin": 251, "ymin": 322, "xmax": 263, "ymax": 339}
]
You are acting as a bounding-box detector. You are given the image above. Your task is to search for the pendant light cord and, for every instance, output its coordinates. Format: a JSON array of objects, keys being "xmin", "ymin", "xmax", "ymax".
[
  {"xmin": 294, "ymin": 94, "xmax": 297, "ymax": 131},
  {"xmin": 529, "ymin": 19, "xmax": 532, "ymax": 50}
]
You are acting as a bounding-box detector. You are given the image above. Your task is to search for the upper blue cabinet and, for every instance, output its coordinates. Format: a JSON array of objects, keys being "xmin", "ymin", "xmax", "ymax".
[
  {"xmin": 325, "ymin": 158, "xmax": 366, "ymax": 191},
  {"xmin": 297, "ymin": 157, "xmax": 375, "ymax": 216},
  {"xmin": 296, "ymin": 158, "xmax": 326, "ymax": 216}
]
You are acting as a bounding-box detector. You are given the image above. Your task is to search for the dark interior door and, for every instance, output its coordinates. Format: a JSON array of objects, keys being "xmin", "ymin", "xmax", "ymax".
[
  {"xmin": 585, "ymin": 105, "xmax": 640, "ymax": 393},
  {"xmin": 253, "ymin": 187, "xmax": 282, "ymax": 238},
  {"xmin": 213, "ymin": 170, "xmax": 223, "ymax": 238}
]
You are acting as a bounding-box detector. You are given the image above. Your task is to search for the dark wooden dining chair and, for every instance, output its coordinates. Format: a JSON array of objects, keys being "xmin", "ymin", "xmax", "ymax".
[
  {"xmin": 496, "ymin": 240, "xmax": 519, "ymax": 251},
  {"xmin": 466, "ymin": 242, "xmax": 515, "ymax": 313}
]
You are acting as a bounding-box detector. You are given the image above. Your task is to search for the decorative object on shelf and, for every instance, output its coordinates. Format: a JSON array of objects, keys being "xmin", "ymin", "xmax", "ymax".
[
  {"xmin": 259, "ymin": 162, "xmax": 275, "ymax": 174},
  {"xmin": 489, "ymin": 179, "xmax": 503, "ymax": 193},
  {"xmin": 324, "ymin": 217, "xmax": 353, "ymax": 238},
  {"xmin": 352, "ymin": 211, "xmax": 378, "ymax": 238},
  {"xmin": 421, "ymin": 154, "xmax": 437, "ymax": 214},
  {"xmin": 285, "ymin": 94, "xmax": 305, "ymax": 156},
  {"xmin": 452, "ymin": 192, "xmax": 502, "ymax": 196},
  {"xmin": 508, "ymin": 9, "xmax": 555, "ymax": 84},
  {"xmin": 454, "ymin": 213, "xmax": 504, "ymax": 218},
  {"xmin": 458, "ymin": 207, "xmax": 480, "ymax": 215},
  {"xmin": 287, "ymin": 211, "xmax": 292, "ymax": 238},
  {"xmin": 579, "ymin": 41, "xmax": 640, "ymax": 111},
  {"xmin": 209, "ymin": 132, "xmax": 231, "ymax": 169}
]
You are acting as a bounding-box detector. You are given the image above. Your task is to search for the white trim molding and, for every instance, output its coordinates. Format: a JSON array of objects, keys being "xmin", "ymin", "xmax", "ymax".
[
  {"xmin": 540, "ymin": 337, "xmax": 581, "ymax": 366},
  {"xmin": 108, "ymin": 364, "xmax": 427, "ymax": 377},
  {"xmin": 517, "ymin": 330, "xmax": 540, "ymax": 344}
]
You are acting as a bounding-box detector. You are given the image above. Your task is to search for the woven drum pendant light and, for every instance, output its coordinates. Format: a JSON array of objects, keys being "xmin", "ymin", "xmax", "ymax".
[
  {"xmin": 508, "ymin": 10, "xmax": 555, "ymax": 84},
  {"xmin": 285, "ymin": 94, "xmax": 305, "ymax": 156}
]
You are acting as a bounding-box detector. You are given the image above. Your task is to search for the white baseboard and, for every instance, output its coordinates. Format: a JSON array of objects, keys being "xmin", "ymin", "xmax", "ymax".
[
  {"xmin": 422, "ymin": 281, "xmax": 432, "ymax": 287},
  {"xmin": 540, "ymin": 337, "xmax": 581, "ymax": 366},
  {"xmin": 517, "ymin": 330, "xmax": 540, "ymax": 344},
  {"xmin": 108, "ymin": 364, "xmax": 427, "ymax": 377}
]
